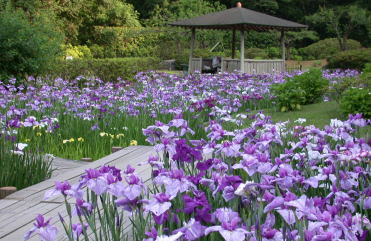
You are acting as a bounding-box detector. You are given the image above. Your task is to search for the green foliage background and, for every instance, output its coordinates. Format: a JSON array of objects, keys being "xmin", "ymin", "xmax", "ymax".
[
  {"xmin": 0, "ymin": 8, "xmax": 63, "ymax": 80},
  {"xmin": 0, "ymin": 0, "xmax": 370, "ymax": 80}
]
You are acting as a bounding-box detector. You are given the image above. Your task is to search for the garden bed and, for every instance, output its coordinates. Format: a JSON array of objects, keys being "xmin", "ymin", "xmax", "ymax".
[{"xmin": 1, "ymin": 70, "xmax": 370, "ymax": 240}]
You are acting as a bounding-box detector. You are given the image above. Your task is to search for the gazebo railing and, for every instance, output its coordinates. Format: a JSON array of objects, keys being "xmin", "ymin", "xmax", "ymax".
[
  {"xmin": 189, "ymin": 58, "xmax": 202, "ymax": 73},
  {"xmin": 190, "ymin": 58, "xmax": 285, "ymax": 74},
  {"xmin": 223, "ymin": 58, "xmax": 285, "ymax": 74}
]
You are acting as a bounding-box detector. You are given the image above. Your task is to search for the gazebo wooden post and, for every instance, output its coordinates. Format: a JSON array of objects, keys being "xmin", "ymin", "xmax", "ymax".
[
  {"xmin": 240, "ymin": 29, "xmax": 245, "ymax": 73},
  {"xmin": 280, "ymin": 30, "xmax": 286, "ymax": 61},
  {"xmin": 188, "ymin": 28, "xmax": 196, "ymax": 73},
  {"xmin": 232, "ymin": 29, "xmax": 236, "ymax": 59}
]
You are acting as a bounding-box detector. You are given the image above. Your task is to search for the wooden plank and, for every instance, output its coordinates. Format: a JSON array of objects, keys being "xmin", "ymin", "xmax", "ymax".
[
  {"xmin": 0, "ymin": 202, "xmax": 61, "ymax": 239},
  {"xmin": 0, "ymin": 199, "xmax": 17, "ymax": 210}
]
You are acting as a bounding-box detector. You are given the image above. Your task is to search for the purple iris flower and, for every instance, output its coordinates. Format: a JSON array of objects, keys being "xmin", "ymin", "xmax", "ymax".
[
  {"xmin": 205, "ymin": 208, "xmax": 249, "ymax": 241},
  {"xmin": 115, "ymin": 196, "xmax": 141, "ymax": 212},
  {"xmin": 72, "ymin": 223, "xmax": 88, "ymax": 239},
  {"xmin": 153, "ymin": 212, "xmax": 169, "ymax": 225},
  {"xmin": 196, "ymin": 159, "xmax": 213, "ymax": 171},
  {"xmin": 44, "ymin": 181, "xmax": 82, "ymax": 200},
  {"xmin": 86, "ymin": 176, "xmax": 109, "ymax": 195},
  {"xmin": 264, "ymin": 196, "xmax": 284, "ymax": 213},
  {"xmin": 172, "ymin": 139, "xmax": 202, "ymax": 163},
  {"xmin": 183, "ymin": 191, "xmax": 212, "ymax": 223},
  {"xmin": 217, "ymin": 141, "xmax": 241, "ymax": 157},
  {"xmin": 174, "ymin": 218, "xmax": 205, "ymax": 240},
  {"xmin": 144, "ymin": 193, "xmax": 172, "ymax": 216},
  {"xmin": 74, "ymin": 199, "xmax": 93, "ymax": 216},
  {"xmin": 155, "ymin": 169, "xmax": 196, "ymax": 197},
  {"xmin": 24, "ymin": 214, "xmax": 58, "ymax": 241},
  {"xmin": 144, "ymin": 227, "xmax": 158, "ymax": 240}
]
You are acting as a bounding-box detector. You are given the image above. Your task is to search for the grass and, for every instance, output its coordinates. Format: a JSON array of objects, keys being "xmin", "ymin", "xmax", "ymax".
[
  {"xmin": 261, "ymin": 101, "xmax": 342, "ymax": 127},
  {"xmin": 159, "ymin": 70, "xmax": 184, "ymax": 75},
  {"xmin": 247, "ymin": 101, "xmax": 370, "ymax": 139}
]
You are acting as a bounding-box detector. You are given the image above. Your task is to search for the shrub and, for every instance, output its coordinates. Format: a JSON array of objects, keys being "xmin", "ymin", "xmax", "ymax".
[
  {"xmin": 272, "ymin": 80, "xmax": 306, "ymax": 112},
  {"xmin": 267, "ymin": 47, "xmax": 280, "ymax": 59},
  {"xmin": 0, "ymin": 10, "xmax": 63, "ymax": 82},
  {"xmin": 51, "ymin": 57, "xmax": 160, "ymax": 82},
  {"xmin": 63, "ymin": 44, "xmax": 93, "ymax": 59},
  {"xmin": 326, "ymin": 48, "xmax": 371, "ymax": 70},
  {"xmin": 300, "ymin": 38, "xmax": 362, "ymax": 60},
  {"xmin": 340, "ymin": 88, "xmax": 371, "ymax": 118},
  {"xmin": 292, "ymin": 69, "xmax": 329, "ymax": 104},
  {"xmin": 272, "ymin": 69, "xmax": 329, "ymax": 111}
]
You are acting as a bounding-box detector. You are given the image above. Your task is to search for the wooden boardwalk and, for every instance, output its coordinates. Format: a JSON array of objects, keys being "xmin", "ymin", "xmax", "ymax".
[
  {"xmin": 0, "ymin": 145, "xmax": 155, "ymax": 241},
  {"xmin": 50, "ymin": 157, "xmax": 90, "ymax": 178}
]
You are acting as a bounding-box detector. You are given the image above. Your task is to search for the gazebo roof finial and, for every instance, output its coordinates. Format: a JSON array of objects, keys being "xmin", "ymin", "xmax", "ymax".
[{"xmin": 236, "ymin": 2, "xmax": 242, "ymax": 8}]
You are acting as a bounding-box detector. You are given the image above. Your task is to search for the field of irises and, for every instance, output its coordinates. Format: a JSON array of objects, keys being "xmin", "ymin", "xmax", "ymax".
[
  {"xmin": 1, "ymin": 71, "xmax": 293, "ymax": 161},
  {"xmin": 3, "ymin": 69, "xmax": 366, "ymax": 240}
]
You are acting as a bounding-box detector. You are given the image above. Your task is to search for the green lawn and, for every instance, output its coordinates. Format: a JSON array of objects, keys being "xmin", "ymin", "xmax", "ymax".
[
  {"xmin": 262, "ymin": 101, "xmax": 343, "ymax": 128},
  {"xmin": 249, "ymin": 101, "xmax": 370, "ymax": 138}
]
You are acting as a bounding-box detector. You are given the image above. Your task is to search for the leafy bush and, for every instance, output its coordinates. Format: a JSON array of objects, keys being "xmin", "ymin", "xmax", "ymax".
[
  {"xmin": 326, "ymin": 48, "xmax": 371, "ymax": 70},
  {"xmin": 91, "ymin": 26, "xmax": 160, "ymax": 58},
  {"xmin": 0, "ymin": 9, "xmax": 63, "ymax": 82},
  {"xmin": 267, "ymin": 47, "xmax": 280, "ymax": 59},
  {"xmin": 272, "ymin": 80, "xmax": 306, "ymax": 112},
  {"xmin": 292, "ymin": 69, "xmax": 329, "ymax": 104},
  {"xmin": 272, "ymin": 69, "xmax": 328, "ymax": 111},
  {"xmin": 300, "ymin": 38, "xmax": 362, "ymax": 60},
  {"xmin": 63, "ymin": 44, "xmax": 92, "ymax": 59},
  {"xmin": 51, "ymin": 57, "xmax": 159, "ymax": 81},
  {"xmin": 340, "ymin": 88, "xmax": 371, "ymax": 118}
]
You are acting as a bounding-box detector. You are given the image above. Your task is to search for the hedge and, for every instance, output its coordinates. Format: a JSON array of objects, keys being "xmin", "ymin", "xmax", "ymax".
[
  {"xmin": 50, "ymin": 57, "xmax": 160, "ymax": 82},
  {"xmin": 299, "ymin": 38, "xmax": 362, "ymax": 60},
  {"xmin": 326, "ymin": 49, "xmax": 371, "ymax": 70}
]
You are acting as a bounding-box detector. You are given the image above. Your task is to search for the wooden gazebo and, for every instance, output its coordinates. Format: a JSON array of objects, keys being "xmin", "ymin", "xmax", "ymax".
[{"xmin": 170, "ymin": 2, "xmax": 307, "ymax": 74}]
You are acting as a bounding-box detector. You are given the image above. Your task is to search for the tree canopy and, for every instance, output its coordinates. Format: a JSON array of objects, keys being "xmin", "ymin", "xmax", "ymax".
[{"xmin": 0, "ymin": 0, "xmax": 369, "ymax": 66}]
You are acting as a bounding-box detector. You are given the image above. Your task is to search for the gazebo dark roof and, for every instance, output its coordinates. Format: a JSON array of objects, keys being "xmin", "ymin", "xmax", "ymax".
[{"xmin": 170, "ymin": 6, "xmax": 307, "ymax": 31}]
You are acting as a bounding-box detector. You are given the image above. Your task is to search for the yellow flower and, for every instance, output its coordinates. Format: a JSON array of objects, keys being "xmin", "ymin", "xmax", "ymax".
[
  {"xmin": 116, "ymin": 133, "xmax": 124, "ymax": 139},
  {"xmin": 130, "ymin": 140, "xmax": 138, "ymax": 146},
  {"xmin": 36, "ymin": 132, "xmax": 42, "ymax": 136},
  {"xmin": 77, "ymin": 137, "xmax": 84, "ymax": 142},
  {"xmin": 24, "ymin": 139, "xmax": 31, "ymax": 142},
  {"xmin": 63, "ymin": 139, "xmax": 69, "ymax": 144},
  {"xmin": 99, "ymin": 132, "xmax": 107, "ymax": 137},
  {"xmin": 109, "ymin": 134, "xmax": 115, "ymax": 139},
  {"xmin": 69, "ymin": 138, "xmax": 75, "ymax": 142},
  {"xmin": 33, "ymin": 125, "xmax": 39, "ymax": 130}
]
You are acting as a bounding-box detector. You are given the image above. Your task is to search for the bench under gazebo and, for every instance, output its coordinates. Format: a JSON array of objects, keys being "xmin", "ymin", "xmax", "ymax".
[{"xmin": 170, "ymin": 2, "xmax": 307, "ymax": 74}]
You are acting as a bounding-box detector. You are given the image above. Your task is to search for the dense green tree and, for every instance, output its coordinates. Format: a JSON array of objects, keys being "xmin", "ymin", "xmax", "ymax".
[
  {"xmin": 127, "ymin": 0, "xmax": 167, "ymax": 19},
  {"xmin": 307, "ymin": 5, "xmax": 370, "ymax": 50},
  {"xmin": 77, "ymin": 0, "xmax": 140, "ymax": 45},
  {"xmin": 146, "ymin": 0, "xmax": 225, "ymax": 52},
  {"xmin": 283, "ymin": 31, "xmax": 319, "ymax": 59},
  {"xmin": 0, "ymin": 9, "xmax": 64, "ymax": 81}
]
